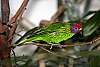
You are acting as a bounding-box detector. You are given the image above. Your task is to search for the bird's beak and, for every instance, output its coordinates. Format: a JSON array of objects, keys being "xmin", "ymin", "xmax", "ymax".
[
  {"xmin": 78, "ymin": 28, "xmax": 82, "ymax": 34},
  {"xmin": 79, "ymin": 28, "xmax": 82, "ymax": 31}
]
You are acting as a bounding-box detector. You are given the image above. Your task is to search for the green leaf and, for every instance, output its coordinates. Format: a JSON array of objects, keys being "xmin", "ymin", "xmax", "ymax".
[
  {"xmin": 78, "ymin": 50, "xmax": 100, "ymax": 57},
  {"xmin": 82, "ymin": 11, "xmax": 98, "ymax": 19},
  {"xmin": 83, "ymin": 10, "xmax": 100, "ymax": 36},
  {"xmin": 89, "ymin": 55, "xmax": 100, "ymax": 67}
]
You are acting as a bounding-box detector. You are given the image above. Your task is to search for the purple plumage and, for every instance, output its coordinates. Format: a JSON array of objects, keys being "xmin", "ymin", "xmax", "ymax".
[
  {"xmin": 71, "ymin": 23, "xmax": 82, "ymax": 42},
  {"xmin": 71, "ymin": 23, "xmax": 82, "ymax": 34}
]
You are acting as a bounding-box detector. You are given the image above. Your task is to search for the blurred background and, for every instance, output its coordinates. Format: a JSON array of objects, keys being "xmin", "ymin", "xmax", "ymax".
[{"xmin": 0, "ymin": 0, "xmax": 100, "ymax": 67}]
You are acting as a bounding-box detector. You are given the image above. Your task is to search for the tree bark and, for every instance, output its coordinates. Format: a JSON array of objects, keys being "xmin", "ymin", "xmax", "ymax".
[
  {"xmin": 0, "ymin": 0, "xmax": 12, "ymax": 67},
  {"xmin": 0, "ymin": 0, "xmax": 29, "ymax": 66}
]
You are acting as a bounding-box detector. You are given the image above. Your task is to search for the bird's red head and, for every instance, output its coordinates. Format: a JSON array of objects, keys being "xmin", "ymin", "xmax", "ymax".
[
  {"xmin": 74, "ymin": 23, "xmax": 81, "ymax": 29},
  {"xmin": 72, "ymin": 23, "xmax": 82, "ymax": 33}
]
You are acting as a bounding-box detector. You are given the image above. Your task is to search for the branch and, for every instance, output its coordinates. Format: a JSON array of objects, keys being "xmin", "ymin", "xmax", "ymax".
[
  {"xmin": 1, "ymin": 0, "xmax": 10, "ymax": 24},
  {"xmin": 50, "ymin": 5, "xmax": 65, "ymax": 22},
  {"xmin": 8, "ymin": 0, "xmax": 29, "ymax": 43},
  {"xmin": 39, "ymin": 5, "xmax": 65, "ymax": 27},
  {"xmin": 31, "ymin": 36, "xmax": 100, "ymax": 47},
  {"xmin": 0, "ymin": 0, "xmax": 12, "ymax": 67},
  {"xmin": 0, "ymin": 0, "xmax": 10, "ymax": 36}
]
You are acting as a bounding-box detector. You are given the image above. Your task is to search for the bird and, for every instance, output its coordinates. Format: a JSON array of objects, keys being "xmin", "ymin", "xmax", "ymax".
[{"xmin": 15, "ymin": 22, "xmax": 82, "ymax": 46}]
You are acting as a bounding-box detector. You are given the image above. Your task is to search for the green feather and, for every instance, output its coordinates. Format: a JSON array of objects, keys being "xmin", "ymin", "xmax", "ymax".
[{"xmin": 15, "ymin": 22, "xmax": 75, "ymax": 46}]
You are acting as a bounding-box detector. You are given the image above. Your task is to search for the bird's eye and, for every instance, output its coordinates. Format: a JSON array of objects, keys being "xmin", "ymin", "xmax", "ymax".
[{"xmin": 75, "ymin": 28, "xmax": 78, "ymax": 30}]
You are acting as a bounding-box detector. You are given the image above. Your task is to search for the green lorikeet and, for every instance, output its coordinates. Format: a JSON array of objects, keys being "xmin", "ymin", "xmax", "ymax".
[{"xmin": 15, "ymin": 22, "xmax": 82, "ymax": 46}]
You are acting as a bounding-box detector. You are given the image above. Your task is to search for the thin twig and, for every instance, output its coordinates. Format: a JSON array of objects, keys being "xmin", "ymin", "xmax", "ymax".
[
  {"xmin": 39, "ymin": 47, "xmax": 64, "ymax": 58},
  {"xmin": 8, "ymin": 0, "xmax": 29, "ymax": 43},
  {"xmin": 39, "ymin": 47, "xmax": 56, "ymax": 55},
  {"xmin": 36, "ymin": 36, "xmax": 100, "ymax": 59},
  {"xmin": 15, "ymin": 36, "xmax": 100, "ymax": 48},
  {"xmin": 50, "ymin": 5, "xmax": 65, "ymax": 23},
  {"xmin": 33, "ymin": 36, "xmax": 100, "ymax": 47},
  {"xmin": 11, "ymin": 49, "xmax": 18, "ymax": 67},
  {"xmin": 39, "ymin": 5, "xmax": 65, "ymax": 27}
]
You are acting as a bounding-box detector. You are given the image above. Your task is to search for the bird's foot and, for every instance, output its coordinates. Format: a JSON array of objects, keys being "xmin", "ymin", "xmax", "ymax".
[
  {"xmin": 59, "ymin": 45, "xmax": 63, "ymax": 48},
  {"xmin": 50, "ymin": 45, "xmax": 53, "ymax": 49}
]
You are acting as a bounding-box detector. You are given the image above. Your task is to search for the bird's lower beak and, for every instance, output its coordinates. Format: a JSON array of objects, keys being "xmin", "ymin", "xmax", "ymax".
[{"xmin": 78, "ymin": 28, "xmax": 83, "ymax": 34}]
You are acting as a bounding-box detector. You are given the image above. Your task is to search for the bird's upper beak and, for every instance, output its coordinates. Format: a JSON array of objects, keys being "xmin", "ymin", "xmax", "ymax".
[
  {"xmin": 79, "ymin": 28, "xmax": 82, "ymax": 31},
  {"xmin": 78, "ymin": 28, "xmax": 82, "ymax": 34}
]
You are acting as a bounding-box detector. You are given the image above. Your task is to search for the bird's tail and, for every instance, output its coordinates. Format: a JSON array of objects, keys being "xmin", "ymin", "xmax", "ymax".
[{"xmin": 15, "ymin": 37, "xmax": 42, "ymax": 46}]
